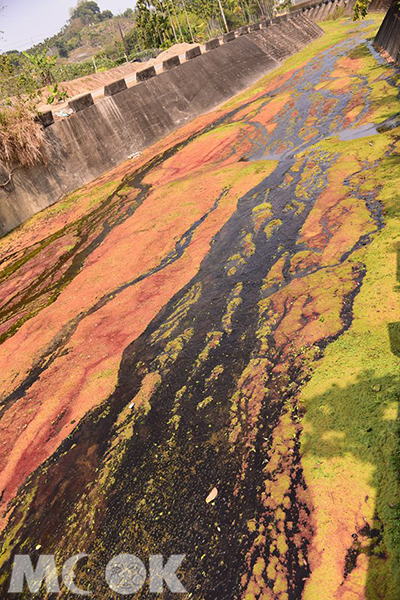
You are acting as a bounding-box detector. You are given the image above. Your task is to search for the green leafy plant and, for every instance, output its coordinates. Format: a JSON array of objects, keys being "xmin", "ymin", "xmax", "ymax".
[
  {"xmin": 22, "ymin": 50, "xmax": 57, "ymax": 86},
  {"xmin": 353, "ymin": 0, "xmax": 399, "ymax": 19},
  {"xmin": 0, "ymin": 54, "xmax": 39, "ymax": 102},
  {"xmin": 46, "ymin": 83, "xmax": 69, "ymax": 105}
]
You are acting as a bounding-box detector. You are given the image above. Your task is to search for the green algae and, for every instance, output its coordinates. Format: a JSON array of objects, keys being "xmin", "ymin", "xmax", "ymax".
[
  {"xmin": 157, "ymin": 327, "xmax": 194, "ymax": 369},
  {"xmin": 300, "ymin": 128, "xmax": 400, "ymax": 598},
  {"xmin": 151, "ymin": 282, "xmax": 202, "ymax": 344},
  {"xmin": 45, "ymin": 179, "xmax": 120, "ymax": 216},
  {"xmin": 222, "ymin": 14, "xmax": 384, "ymax": 116},
  {"xmin": 264, "ymin": 218, "xmax": 283, "ymax": 239}
]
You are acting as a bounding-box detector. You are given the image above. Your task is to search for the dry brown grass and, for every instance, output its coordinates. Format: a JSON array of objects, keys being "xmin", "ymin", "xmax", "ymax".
[{"xmin": 0, "ymin": 101, "xmax": 45, "ymax": 184}]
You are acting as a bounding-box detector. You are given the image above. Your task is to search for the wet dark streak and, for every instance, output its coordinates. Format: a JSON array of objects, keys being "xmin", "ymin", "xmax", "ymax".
[
  {"xmin": 0, "ymin": 157, "xmax": 318, "ymax": 596},
  {"xmin": 0, "ymin": 41, "xmax": 349, "ymax": 409}
]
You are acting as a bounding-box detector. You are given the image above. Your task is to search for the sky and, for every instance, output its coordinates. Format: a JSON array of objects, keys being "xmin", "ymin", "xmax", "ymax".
[{"xmin": 0, "ymin": 0, "xmax": 135, "ymax": 52}]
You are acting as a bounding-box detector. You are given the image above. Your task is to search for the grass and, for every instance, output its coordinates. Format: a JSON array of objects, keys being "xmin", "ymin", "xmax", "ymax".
[{"xmin": 300, "ymin": 174, "xmax": 400, "ymax": 598}]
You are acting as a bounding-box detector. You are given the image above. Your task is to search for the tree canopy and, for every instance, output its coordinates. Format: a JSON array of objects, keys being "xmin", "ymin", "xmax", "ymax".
[{"xmin": 70, "ymin": 1, "xmax": 101, "ymax": 25}]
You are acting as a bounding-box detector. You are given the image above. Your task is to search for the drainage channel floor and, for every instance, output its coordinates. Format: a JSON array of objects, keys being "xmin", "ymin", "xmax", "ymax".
[{"xmin": 0, "ymin": 13, "xmax": 399, "ymax": 600}]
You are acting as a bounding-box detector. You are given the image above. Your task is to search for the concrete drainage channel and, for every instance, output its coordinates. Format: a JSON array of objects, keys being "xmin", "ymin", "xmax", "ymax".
[{"xmin": 0, "ymin": 0, "xmax": 371, "ymax": 236}]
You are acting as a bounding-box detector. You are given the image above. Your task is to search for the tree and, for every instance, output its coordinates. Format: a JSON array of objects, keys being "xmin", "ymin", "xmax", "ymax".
[
  {"xmin": 217, "ymin": 0, "xmax": 229, "ymax": 31},
  {"xmin": 182, "ymin": 0, "xmax": 195, "ymax": 42},
  {"xmin": 125, "ymin": 27, "xmax": 141, "ymax": 55},
  {"xmin": 54, "ymin": 39, "xmax": 69, "ymax": 58},
  {"xmin": 135, "ymin": 0, "xmax": 174, "ymax": 48},
  {"xmin": 122, "ymin": 8, "xmax": 134, "ymax": 18},
  {"xmin": 189, "ymin": 0, "xmax": 246, "ymax": 29},
  {"xmin": 189, "ymin": 0, "xmax": 220, "ymax": 20},
  {"xmin": 100, "ymin": 9, "xmax": 113, "ymax": 20},
  {"xmin": 0, "ymin": 52, "xmax": 45, "ymax": 188},
  {"xmin": 135, "ymin": 0, "xmax": 271, "ymax": 48},
  {"xmin": 70, "ymin": 1, "xmax": 101, "ymax": 25}
]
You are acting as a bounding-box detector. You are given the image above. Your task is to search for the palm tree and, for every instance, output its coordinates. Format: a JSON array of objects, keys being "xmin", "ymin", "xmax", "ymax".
[
  {"xmin": 171, "ymin": 0, "xmax": 185, "ymax": 42},
  {"xmin": 217, "ymin": 0, "xmax": 229, "ymax": 32},
  {"xmin": 182, "ymin": 0, "xmax": 195, "ymax": 42},
  {"xmin": 160, "ymin": 0, "xmax": 179, "ymax": 43}
]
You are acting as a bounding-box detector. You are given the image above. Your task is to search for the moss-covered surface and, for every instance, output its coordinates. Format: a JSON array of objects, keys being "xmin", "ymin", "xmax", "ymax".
[
  {"xmin": 300, "ymin": 140, "xmax": 400, "ymax": 599},
  {"xmin": 0, "ymin": 12, "xmax": 399, "ymax": 599}
]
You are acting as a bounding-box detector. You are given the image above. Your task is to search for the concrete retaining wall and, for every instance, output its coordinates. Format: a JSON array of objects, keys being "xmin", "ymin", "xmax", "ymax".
[
  {"xmin": 299, "ymin": 0, "xmax": 355, "ymax": 21},
  {"xmin": 374, "ymin": 0, "xmax": 400, "ymax": 63},
  {"xmin": 0, "ymin": 16, "xmax": 322, "ymax": 236},
  {"xmin": 249, "ymin": 13, "xmax": 321, "ymax": 61},
  {"xmin": 292, "ymin": 0, "xmax": 389, "ymax": 21}
]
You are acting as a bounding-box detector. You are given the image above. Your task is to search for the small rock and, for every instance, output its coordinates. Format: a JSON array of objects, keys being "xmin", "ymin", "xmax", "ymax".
[{"xmin": 206, "ymin": 487, "xmax": 218, "ymax": 504}]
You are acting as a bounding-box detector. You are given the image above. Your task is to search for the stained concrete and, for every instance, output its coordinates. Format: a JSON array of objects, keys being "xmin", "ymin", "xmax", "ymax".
[
  {"xmin": 136, "ymin": 66, "xmax": 157, "ymax": 82},
  {"xmin": 68, "ymin": 93, "xmax": 94, "ymax": 113},
  {"xmin": 248, "ymin": 12, "xmax": 320, "ymax": 63},
  {"xmin": 374, "ymin": 0, "xmax": 400, "ymax": 62},
  {"xmin": 163, "ymin": 55, "xmax": 181, "ymax": 71},
  {"xmin": 296, "ymin": 0, "xmax": 357, "ymax": 21},
  {"xmin": 223, "ymin": 32, "xmax": 236, "ymax": 43},
  {"xmin": 205, "ymin": 38, "xmax": 221, "ymax": 51},
  {"xmin": 298, "ymin": 0, "xmax": 388, "ymax": 21},
  {"xmin": 186, "ymin": 46, "xmax": 202, "ymax": 60},
  {"xmin": 104, "ymin": 78, "xmax": 128, "ymax": 96},
  {"xmin": 37, "ymin": 111, "xmax": 54, "ymax": 127},
  {"xmin": 250, "ymin": 23, "xmax": 297, "ymax": 61}
]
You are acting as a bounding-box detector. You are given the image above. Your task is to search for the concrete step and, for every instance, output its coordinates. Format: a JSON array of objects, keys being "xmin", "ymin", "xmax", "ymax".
[
  {"xmin": 286, "ymin": 17, "xmax": 316, "ymax": 44},
  {"xmin": 296, "ymin": 12, "xmax": 324, "ymax": 36},
  {"xmin": 258, "ymin": 25, "xmax": 297, "ymax": 60},
  {"xmin": 248, "ymin": 31, "xmax": 290, "ymax": 62},
  {"xmin": 291, "ymin": 14, "xmax": 323, "ymax": 40},
  {"xmin": 277, "ymin": 20, "xmax": 310, "ymax": 50}
]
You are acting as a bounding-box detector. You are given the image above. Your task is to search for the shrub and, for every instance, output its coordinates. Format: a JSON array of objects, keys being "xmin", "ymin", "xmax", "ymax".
[{"xmin": 0, "ymin": 101, "xmax": 45, "ymax": 184}]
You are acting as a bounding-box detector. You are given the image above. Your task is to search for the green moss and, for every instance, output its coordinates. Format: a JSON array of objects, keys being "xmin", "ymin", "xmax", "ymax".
[
  {"xmin": 50, "ymin": 179, "xmax": 120, "ymax": 215},
  {"xmin": 197, "ymin": 396, "xmax": 213, "ymax": 410},
  {"xmin": 223, "ymin": 14, "xmax": 384, "ymax": 116},
  {"xmin": 92, "ymin": 368, "xmax": 114, "ymax": 380}
]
